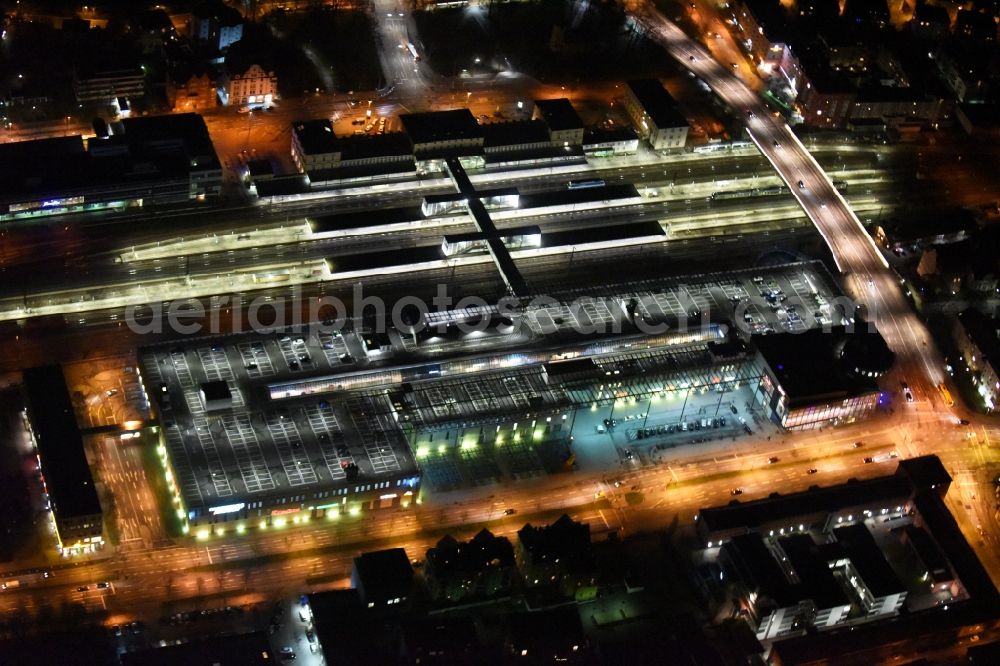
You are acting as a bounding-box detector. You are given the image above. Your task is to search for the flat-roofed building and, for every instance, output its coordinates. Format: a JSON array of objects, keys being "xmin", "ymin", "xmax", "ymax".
[
  {"xmin": 902, "ymin": 525, "xmax": 956, "ymax": 593},
  {"xmin": 139, "ymin": 337, "xmax": 422, "ymax": 531},
  {"xmin": 121, "ymin": 631, "xmax": 273, "ymax": 666},
  {"xmin": 292, "ymin": 119, "xmax": 415, "ymax": 183},
  {"xmin": 22, "ymin": 366, "xmax": 103, "ymax": 553},
  {"xmin": 583, "ymin": 126, "xmax": 639, "ymax": 156},
  {"xmin": 351, "ymin": 547, "xmax": 414, "ymax": 612},
  {"xmin": 706, "ymin": 458, "xmax": 979, "ymax": 642},
  {"xmin": 74, "ymin": 67, "xmax": 145, "ymax": 106},
  {"xmin": 399, "ymin": 109, "xmax": 483, "ymax": 159},
  {"xmin": 751, "ymin": 319, "xmax": 894, "ymax": 430},
  {"xmin": 623, "ymin": 79, "xmax": 689, "ymax": 150},
  {"xmin": 199, "ymin": 380, "xmax": 233, "ymax": 412},
  {"xmin": 291, "ymin": 119, "xmax": 340, "ymax": 172},
  {"xmin": 0, "ymin": 112, "xmax": 222, "ymax": 220}
]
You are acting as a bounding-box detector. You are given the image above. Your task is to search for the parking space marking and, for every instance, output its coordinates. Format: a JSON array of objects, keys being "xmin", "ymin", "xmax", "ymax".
[
  {"xmin": 305, "ymin": 404, "xmax": 351, "ymax": 481},
  {"xmin": 222, "ymin": 414, "xmax": 275, "ymax": 494},
  {"xmin": 266, "ymin": 415, "xmax": 318, "ymax": 487},
  {"xmin": 237, "ymin": 341, "xmax": 276, "ymax": 379},
  {"xmin": 166, "ymin": 425, "xmax": 204, "ymax": 505},
  {"xmin": 277, "ymin": 335, "xmax": 316, "ymax": 373},
  {"xmin": 349, "ymin": 399, "xmax": 402, "ymax": 475},
  {"xmin": 192, "ymin": 416, "xmax": 234, "ymax": 498},
  {"xmin": 317, "ymin": 332, "xmax": 350, "ymax": 366}
]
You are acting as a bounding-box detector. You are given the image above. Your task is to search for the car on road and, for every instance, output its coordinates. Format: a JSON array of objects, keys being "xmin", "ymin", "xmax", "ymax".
[
  {"xmin": 745, "ymin": 109, "xmax": 754, "ymax": 118},
  {"xmin": 76, "ymin": 586, "xmax": 88, "ymax": 592},
  {"xmin": 863, "ymin": 457, "xmax": 874, "ymax": 464},
  {"xmin": 105, "ymin": 389, "xmax": 118, "ymax": 397},
  {"xmin": 904, "ymin": 387, "xmax": 914, "ymax": 402},
  {"xmin": 853, "ymin": 441, "xmax": 864, "ymax": 448},
  {"xmin": 688, "ymin": 55, "xmax": 696, "ymax": 61},
  {"xmin": 731, "ymin": 488, "xmax": 744, "ymax": 496},
  {"xmin": 772, "ymin": 140, "xmax": 780, "ymax": 149},
  {"xmin": 797, "ymin": 180, "xmax": 805, "ymax": 189},
  {"xmin": 807, "ymin": 468, "xmax": 817, "ymax": 474},
  {"xmin": 503, "ymin": 508, "xmax": 517, "ymax": 515},
  {"xmin": 959, "ymin": 419, "xmax": 970, "ymax": 426},
  {"xmin": 767, "ymin": 457, "xmax": 779, "ymax": 464},
  {"xmin": 96, "ymin": 581, "xmax": 110, "ymax": 589}
]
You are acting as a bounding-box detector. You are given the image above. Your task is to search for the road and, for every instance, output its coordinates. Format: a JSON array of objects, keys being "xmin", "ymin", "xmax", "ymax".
[
  {"xmin": 627, "ymin": 0, "xmax": 1000, "ymax": 587},
  {"xmin": 630, "ymin": 2, "xmax": 945, "ymax": 404},
  {"xmin": 1, "ymin": 404, "xmax": 994, "ymax": 631}
]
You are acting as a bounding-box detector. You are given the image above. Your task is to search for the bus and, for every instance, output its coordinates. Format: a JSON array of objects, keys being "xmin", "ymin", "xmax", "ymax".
[
  {"xmin": 937, "ymin": 383, "xmax": 954, "ymax": 407},
  {"xmin": 567, "ymin": 179, "xmax": 605, "ymax": 190}
]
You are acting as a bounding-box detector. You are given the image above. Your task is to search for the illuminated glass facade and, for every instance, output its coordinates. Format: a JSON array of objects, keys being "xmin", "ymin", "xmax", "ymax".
[{"xmin": 781, "ymin": 392, "xmax": 880, "ymax": 430}]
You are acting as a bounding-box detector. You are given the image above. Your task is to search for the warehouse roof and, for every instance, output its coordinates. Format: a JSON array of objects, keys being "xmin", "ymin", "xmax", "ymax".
[{"xmin": 22, "ymin": 366, "xmax": 102, "ymax": 520}]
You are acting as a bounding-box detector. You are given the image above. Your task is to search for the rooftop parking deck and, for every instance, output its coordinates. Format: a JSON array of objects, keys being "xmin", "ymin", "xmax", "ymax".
[{"xmin": 140, "ymin": 263, "xmax": 846, "ymax": 509}]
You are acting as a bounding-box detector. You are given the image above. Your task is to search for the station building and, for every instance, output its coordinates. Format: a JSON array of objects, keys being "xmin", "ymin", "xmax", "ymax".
[
  {"xmin": 582, "ymin": 126, "xmax": 639, "ymax": 157},
  {"xmin": 481, "ymin": 119, "xmax": 586, "ymax": 170},
  {"xmin": 532, "ymin": 98, "xmax": 585, "ymax": 147},
  {"xmin": 290, "ymin": 119, "xmax": 415, "ymax": 185},
  {"xmin": 400, "ymin": 109, "xmax": 485, "ymax": 168},
  {"xmin": 21, "ymin": 366, "xmax": 104, "ymax": 553},
  {"xmin": 623, "ymin": 79, "xmax": 690, "ymax": 151}
]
